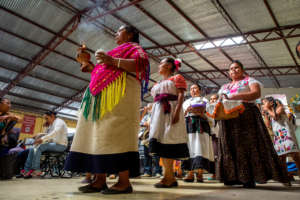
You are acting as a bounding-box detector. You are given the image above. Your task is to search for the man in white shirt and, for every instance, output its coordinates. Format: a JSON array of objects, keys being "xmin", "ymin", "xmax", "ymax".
[{"xmin": 23, "ymin": 111, "xmax": 68, "ymax": 178}]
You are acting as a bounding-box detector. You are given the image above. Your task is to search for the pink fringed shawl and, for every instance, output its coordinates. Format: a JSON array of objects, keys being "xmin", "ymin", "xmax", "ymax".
[
  {"xmin": 81, "ymin": 42, "xmax": 149, "ymax": 121},
  {"xmin": 89, "ymin": 42, "xmax": 149, "ymax": 96}
]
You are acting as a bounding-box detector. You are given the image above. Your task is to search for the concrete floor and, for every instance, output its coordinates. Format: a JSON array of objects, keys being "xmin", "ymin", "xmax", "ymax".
[{"xmin": 0, "ymin": 176, "xmax": 300, "ymax": 200}]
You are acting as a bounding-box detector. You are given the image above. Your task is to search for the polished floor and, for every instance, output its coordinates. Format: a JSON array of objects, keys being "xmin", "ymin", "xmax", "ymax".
[{"xmin": 0, "ymin": 176, "xmax": 299, "ymax": 200}]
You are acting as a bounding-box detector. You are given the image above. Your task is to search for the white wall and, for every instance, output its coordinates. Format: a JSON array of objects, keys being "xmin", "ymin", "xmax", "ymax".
[{"xmin": 261, "ymin": 88, "xmax": 300, "ymax": 102}]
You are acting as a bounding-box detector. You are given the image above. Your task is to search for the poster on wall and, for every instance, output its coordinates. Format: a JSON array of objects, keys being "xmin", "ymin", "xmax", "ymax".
[{"xmin": 21, "ymin": 115, "xmax": 36, "ymax": 134}]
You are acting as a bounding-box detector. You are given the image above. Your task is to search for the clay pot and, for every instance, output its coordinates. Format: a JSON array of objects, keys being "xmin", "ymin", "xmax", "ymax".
[
  {"xmin": 76, "ymin": 45, "xmax": 91, "ymax": 72},
  {"xmin": 0, "ymin": 103, "xmax": 9, "ymax": 114}
]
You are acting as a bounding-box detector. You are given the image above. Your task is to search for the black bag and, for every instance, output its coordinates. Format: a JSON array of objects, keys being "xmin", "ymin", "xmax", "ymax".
[{"xmin": 0, "ymin": 153, "xmax": 17, "ymax": 180}]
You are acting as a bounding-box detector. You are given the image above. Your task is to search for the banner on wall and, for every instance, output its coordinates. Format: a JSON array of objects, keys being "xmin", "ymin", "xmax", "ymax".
[{"xmin": 21, "ymin": 115, "xmax": 36, "ymax": 134}]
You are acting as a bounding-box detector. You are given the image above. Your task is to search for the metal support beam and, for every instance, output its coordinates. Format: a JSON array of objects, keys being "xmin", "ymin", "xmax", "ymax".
[
  {"xmin": 145, "ymin": 23, "xmax": 300, "ymax": 56},
  {"xmin": 0, "ymin": 76, "xmax": 81, "ymax": 102},
  {"xmin": 0, "ymin": 63, "xmax": 82, "ymax": 92},
  {"xmin": 11, "ymin": 102, "xmax": 78, "ymax": 119},
  {"xmin": 0, "ymin": 5, "xmax": 94, "ymax": 53},
  {"xmin": 0, "ymin": 29, "xmax": 90, "ymax": 83},
  {"xmin": 54, "ymin": 87, "xmax": 87, "ymax": 112},
  {"xmin": 50, "ymin": 1, "xmax": 159, "ymax": 110},
  {"xmin": 182, "ymin": 65, "xmax": 300, "ymax": 80},
  {"xmin": 75, "ymin": 1, "xmax": 210, "ymax": 86},
  {"xmin": 131, "ymin": 2, "xmax": 230, "ymax": 82},
  {"xmin": 0, "ymin": 14, "xmax": 81, "ymax": 97},
  {"xmin": 87, "ymin": 0, "xmax": 144, "ymax": 21},
  {"xmin": 211, "ymin": 0, "xmax": 281, "ymax": 88},
  {"xmin": 166, "ymin": 0, "xmax": 234, "ymax": 63},
  {"xmin": 0, "ymin": 26, "xmax": 79, "ymax": 64},
  {"xmin": 263, "ymin": 0, "xmax": 300, "ymax": 71},
  {"xmin": 109, "ymin": 13, "xmax": 220, "ymax": 87},
  {"xmin": 6, "ymin": 91, "xmax": 78, "ymax": 111}
]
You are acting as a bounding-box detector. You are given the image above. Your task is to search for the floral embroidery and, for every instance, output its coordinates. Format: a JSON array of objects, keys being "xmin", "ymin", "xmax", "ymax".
[
  {"xmin": 222, "ymin": 76, "xmax": 250, "ymax": 95},
  {"xmin": 274, "ymin": 127, "xmax": 297, "ymax": 154}
]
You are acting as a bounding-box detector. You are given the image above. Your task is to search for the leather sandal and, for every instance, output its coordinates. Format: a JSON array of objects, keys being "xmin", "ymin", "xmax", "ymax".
[
  {"xmin": 78, "ymin": 184, "xmax": 108, "ymax": 193},
  {"xmin": 154, "ymin": 181, "xmax": 178, "ymax": 188},
  {"xmin": 183, "ymin": 177, "xmax": 195, "ymax": 182},
  {"xmin": 101, "ymin": 185, "xmax": 133, "ymax": 194},
  {"xmin": 196, "ymin": 177, "xmax": 204, "ymax": 183}
]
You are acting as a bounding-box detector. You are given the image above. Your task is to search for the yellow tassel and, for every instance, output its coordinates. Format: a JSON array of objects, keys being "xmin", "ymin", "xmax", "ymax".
[
  {"xmin": 108, "ymin": 84, "xmax": 113, "ymax": 112},
  {"xmin": 113, "ymin": 79, "xmax": 116, "ymax": 106},
  {"xmin": 100, "ymin": 87, "xmax": 106, "ymax": 118},
  {"xmin": 97, "ymin": 72, "xmax": 127, "ymax": 119},
  {"xmin": 107, "ymin": 85, "xmax": 111, "ymax": 112},
  {"xmin": 122, "ymin": 72, "xmax": 126, "ymax": 97},
  {"xmin": 116, "ymin": 76, "xmax": 121, "ymax": 105}
]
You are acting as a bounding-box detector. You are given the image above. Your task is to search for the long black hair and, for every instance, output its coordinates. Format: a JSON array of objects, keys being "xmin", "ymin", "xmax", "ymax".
[
  {"xmin": 45, "ymin": 111, "xmax": 57, "ymax": 117},
  {"xmin": 264, "ymin": 96, "xmax": 284, "ymax": 119},
  {"xmin": 265, "ymin": 97, "xmax": 277, "ymax": 111},
  {"xmin": 123, "ymin": 25, "xmax": 140, "ymax": 44}
]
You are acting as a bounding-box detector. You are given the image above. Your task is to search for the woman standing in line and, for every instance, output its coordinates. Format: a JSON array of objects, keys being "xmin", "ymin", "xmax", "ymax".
[
  {"xmin": 217, "ymin": 60, "xmax": 290, "ymax": 188},
  {"xmin": 149, "ymin": 57, "xmax": 189, "ymax": 188},
  {"xmin": 182, "ymin": 84, "xmax": 215, "ymax": 182}
]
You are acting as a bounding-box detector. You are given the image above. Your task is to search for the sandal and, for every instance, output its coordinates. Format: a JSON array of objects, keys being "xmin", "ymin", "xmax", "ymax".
[
  {"xmin": 196, "ymin": 178, "xmax": 204, "ymax": 183},
  {"xmin": 102, "ymin": 185, "xmax": 133, "ymax": 194},
  {"xmin": 183, "ymin": 177, "xmax": 194, "ymax": 182},
  {"xmin": 78, "ymin": 184, "xmax": 108, "ymax": 193},
  {"xmin": 154, "ymin": 181, "xmax": 178, "ymax": 188}
]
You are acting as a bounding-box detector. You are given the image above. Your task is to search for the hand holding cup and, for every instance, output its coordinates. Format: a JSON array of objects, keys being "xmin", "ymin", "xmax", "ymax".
[{"xmin": 95, "ymin": 49, "xmax": 114, "ymax": 66}]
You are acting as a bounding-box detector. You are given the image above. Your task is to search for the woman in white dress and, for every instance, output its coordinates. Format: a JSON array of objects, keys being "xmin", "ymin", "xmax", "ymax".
[
  {"xmin": 149, "ymin": 57, "xmax": 189, "ymax": 188},
  {"xmin": 65, "ymin": 25, "xmax": 150, "ymax": 194},
  {"xmin": 182, "ymin": 84, "xmax": 215, "ymax": 182},
  {"xmin": 262, "ymin": 97, "xmax": 300, "ymax": 177}
]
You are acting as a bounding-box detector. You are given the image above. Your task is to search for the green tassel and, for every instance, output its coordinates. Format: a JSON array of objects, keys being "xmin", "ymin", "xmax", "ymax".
[
  {"xmin": 81, "ymin": 88, "xmax": 92, "ymax": 120},
  {"xmin": 92, "ymin": 92, "xmax": 102, "ymax": 121}
]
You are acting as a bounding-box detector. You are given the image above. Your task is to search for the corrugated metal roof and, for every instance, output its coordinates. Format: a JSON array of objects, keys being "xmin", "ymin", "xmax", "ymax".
[
  {"xmin": 268, "ymin": 0, "xmax": 300, "ymax": 26},
  {"xmin": 0, "ymin": 31, "xmax": 41, "ymax": 58},
  {"xmin": 11, "ymin": 86, "xmax": 65, "ymax": 105},
  {"xmin": 253, "ymin": 40, "xmax": 295, "ymax": 66},
  {"xmin": 0, "ymin": 52, "xmax": 28, "ymax": 70},
  {"xmin": 20, "ymin": 76, "xmax": 77, "ymax": 97},
  {"xmin": 220, "ymin": 0, "xmax": 275, "ymax": 32}
]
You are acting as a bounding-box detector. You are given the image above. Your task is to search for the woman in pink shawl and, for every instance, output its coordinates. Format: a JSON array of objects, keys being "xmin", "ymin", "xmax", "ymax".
[{"xmin": 65, "ymin": 25, "xmax": 149, "ymax": 194}]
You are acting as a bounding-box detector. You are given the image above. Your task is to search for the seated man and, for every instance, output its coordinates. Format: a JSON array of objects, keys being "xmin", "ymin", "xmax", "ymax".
[
  {"xmin": 0, "ymin": 98, "xmax": 19, "ymax": 151},
  {"xmin": 23, "ymin": 111, "xmax": 68, "ymax": 178},
  {"xmin": 0, "ymin": 98, "xmax": 20, "ymax": 179}
]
